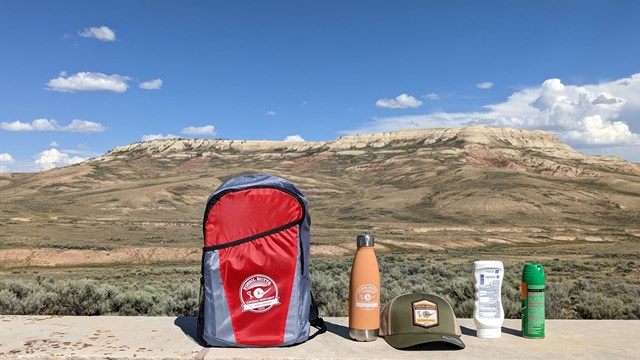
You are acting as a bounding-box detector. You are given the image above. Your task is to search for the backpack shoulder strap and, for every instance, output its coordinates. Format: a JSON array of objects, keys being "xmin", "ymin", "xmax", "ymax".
[{"xmin": 308, "ymin": 292, "xmax": 326, "ymax": 340}]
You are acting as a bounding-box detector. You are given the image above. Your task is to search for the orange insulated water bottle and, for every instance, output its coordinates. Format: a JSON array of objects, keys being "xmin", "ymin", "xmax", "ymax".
[{"xmin": 348, "ymin": 234, "xmax": 380, "ymax": 341}]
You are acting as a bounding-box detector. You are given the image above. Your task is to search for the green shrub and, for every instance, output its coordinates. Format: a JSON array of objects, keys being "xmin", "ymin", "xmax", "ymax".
[
  {"xmin": 546, "ymin": 282, "xmax": 570, "ymax": 319},
  {"xmin": 0, "ymin": 253, "xmax": 637, "ymax": 319},
  {"xmin": 164, "ymin": 284, "xmax": 200, "ymax": 316},
  {"xmin": 112, "ymin": 290, "xmax": 163, "ymax": 315},
  {"xmin": 0, "ymin": 289, "xmax": 21, "ymax": 314},
  {"xmin": 52, "ymin": 279, "xmax": 111, "ymax": 315},
  {"xmin": 574, "ymin": 292, "xmax": 624, "ymax": 319}
]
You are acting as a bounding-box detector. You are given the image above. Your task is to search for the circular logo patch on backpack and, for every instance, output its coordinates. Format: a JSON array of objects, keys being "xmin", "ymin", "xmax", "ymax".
[{"xmin": 240, "ymin": 274, "xmax": 281, "ymax": 313}]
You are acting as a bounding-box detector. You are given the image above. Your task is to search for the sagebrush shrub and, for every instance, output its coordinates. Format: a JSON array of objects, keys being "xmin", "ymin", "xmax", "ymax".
[{"xmin": 0, "ymin": 254, "xmax": 637, "ymax": 319}]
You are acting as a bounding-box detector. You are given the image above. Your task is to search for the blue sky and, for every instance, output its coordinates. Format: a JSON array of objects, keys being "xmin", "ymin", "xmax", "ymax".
[{"xmin": 1, "ymin": 0, "xmax": 639, "ymax": 172}]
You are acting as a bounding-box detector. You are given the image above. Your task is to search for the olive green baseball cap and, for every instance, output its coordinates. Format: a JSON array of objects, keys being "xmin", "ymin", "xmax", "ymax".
[{"xmin": 380, "ymin": 293, "xmax": 465, "ymax": 349}]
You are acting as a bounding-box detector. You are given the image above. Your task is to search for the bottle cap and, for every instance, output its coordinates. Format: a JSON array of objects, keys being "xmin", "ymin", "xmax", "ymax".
[
  {"xmin": 356, "ymin": 234, "xmax": 375, "ymax": 247},
  {"xmin": 473, "ymin": 260, "xmax": 503, "ymax": 270}
]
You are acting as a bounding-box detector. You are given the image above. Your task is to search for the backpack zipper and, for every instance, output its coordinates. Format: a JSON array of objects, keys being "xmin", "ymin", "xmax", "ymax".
[{"xmin": 203, "ymin": 218, "xmax": 303, "ymax": 252}]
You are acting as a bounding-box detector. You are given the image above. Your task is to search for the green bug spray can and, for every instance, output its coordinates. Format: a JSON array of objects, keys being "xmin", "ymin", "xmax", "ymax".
[{"xmin": 522, "ymin": 263, "xmax": 545, "ymax": 338}]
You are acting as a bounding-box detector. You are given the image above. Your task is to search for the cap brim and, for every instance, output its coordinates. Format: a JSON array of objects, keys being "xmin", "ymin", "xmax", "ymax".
[{"xmin": 382, "ymin": 332, "xmax": 465, "ymax": 350}]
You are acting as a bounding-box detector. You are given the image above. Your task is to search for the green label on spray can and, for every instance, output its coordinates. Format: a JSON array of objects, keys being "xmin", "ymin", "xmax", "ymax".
[{"xmin": 524, "ymin": 285, "xmax": 545, "ymax": 338}]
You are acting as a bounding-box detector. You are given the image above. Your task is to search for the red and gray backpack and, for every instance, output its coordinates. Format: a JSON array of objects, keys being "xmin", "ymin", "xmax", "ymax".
[{"xmin": 197, "ymin": 173, "xmax": 325, "ymax": 347}]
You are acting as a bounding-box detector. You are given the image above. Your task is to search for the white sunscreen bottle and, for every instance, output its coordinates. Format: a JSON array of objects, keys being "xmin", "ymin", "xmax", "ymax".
[{"xmin": 473, "ymin": 260, "xmax": 504, "ymax": 338}]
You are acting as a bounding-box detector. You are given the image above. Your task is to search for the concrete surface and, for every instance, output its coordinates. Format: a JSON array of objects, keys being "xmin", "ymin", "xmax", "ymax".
[{"xmin": 0, "ymin": 316, "xmax": 637, "ymax": 359}]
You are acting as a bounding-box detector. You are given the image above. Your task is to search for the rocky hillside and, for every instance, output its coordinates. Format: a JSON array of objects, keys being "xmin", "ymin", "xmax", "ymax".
[{"xmin": 1, "ymin": 126, "xmax": 639, "ymax": 253}]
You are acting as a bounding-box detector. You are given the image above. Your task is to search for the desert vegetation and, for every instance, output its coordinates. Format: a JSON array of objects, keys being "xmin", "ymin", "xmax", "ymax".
[
  {"xmin": 311, "ymin": 254, "xmax": 639, "ymax": 319},
  {"xmin": 0, "ymin": 266, "xmax": 200, "ymax": 316},
  {"xmin": 1, "ymin": 250, "xmax": 637, "ymax": 319}
]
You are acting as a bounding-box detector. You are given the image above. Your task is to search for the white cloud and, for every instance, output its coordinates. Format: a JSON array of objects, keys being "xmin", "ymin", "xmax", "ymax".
[
  {"xmin": 182, "ymin": 125, "xmax": 216, "ymax": 136},
  {"xmin": 0, "ymin": 119, "xmax": 105, "ymax": 133},
  {"xmin": 78, "ymin": 26, "xmax": 116, "ymax": 42},
  {"xmin": 34, "ymin": 149, "xmax": 87, "ymax": 171},
  {"xmin": 266, "ymin": 111, "xmax": 277, "ymax": 117},
  {"xmin": 50, "ymin": 141, "xmax": 59, "ymax": 147},
  {"xmin": 47, "ymin": 71, "xmax": 130, "ymax": 93},
  {"xmin": 65, "ymin": 119, "xmax": 106, "ymax": 133},
  {"xmin": 141, "ymin": 134, "xmax": 178, "ymax": 141},
  {"xmin": 0, "ymin": 153, "xmax": 14, "ymax": 163},
  {"xmin": 376, "ymin": 94, "xmax": 423, "ymax": 109},
  {"xmin": 139, "ymin": 79, "xmax": 163, "ymax": 90},
  {"xmin": 1, "ymin": 120, "xmax": 43, "ymax": 131},
  {"xmin": 0, "ymin": 153, "xmax": 14, "ymax": 173},
  {"xmin": 565, "ymin": 115, "xmax": 636, "ymax": 145},
  {"xmin": 283, "ymin": 135, "xmax": 305, "ymax": 142},
  {"xmin": 302, "ymin": 101, "xmax": 309, "ymax": 106},
  {"xmin": 476, "ymin": 82, "xmax": 494, "ymax": 89},
  {"xmin": 422, "ymin": 93, "xmax": 441, "ymax": 100},
  {"xmin": 343, "ymin": 74, "xmax": 640, "ymax": 160}
]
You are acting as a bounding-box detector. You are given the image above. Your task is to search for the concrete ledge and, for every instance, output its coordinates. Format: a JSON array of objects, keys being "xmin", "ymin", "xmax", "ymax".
[{"xmin": 0, "ymin": 316, "xmax": 637, "ymax": 359}]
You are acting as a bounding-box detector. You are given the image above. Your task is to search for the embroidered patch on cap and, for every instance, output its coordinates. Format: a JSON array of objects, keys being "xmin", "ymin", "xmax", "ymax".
[{"xmin": 412, "ymin": 299, "xmax": 439, "ymax": 329}]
